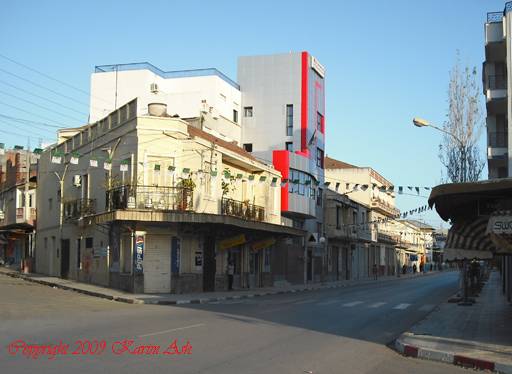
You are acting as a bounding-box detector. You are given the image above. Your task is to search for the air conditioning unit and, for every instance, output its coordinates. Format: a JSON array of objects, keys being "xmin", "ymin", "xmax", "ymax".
[{"xmin": 150, "ymin": 83, "xmax": 159, "ymax": 93}]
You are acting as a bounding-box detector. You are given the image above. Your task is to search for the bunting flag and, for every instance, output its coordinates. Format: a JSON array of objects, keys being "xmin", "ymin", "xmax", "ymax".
[
  {"xmin": 182, "ymin": 168, "xmax": 190, "ymax": 178},
  {"xmin": 248, "ymin": 174, "xmax": 255, "ymax": 184},
  {"xmin": 103, "ymin": 160, "xmax": 112, "ymax": 171},
  {"xmin": 210, "ymin": 170, "xmax": 218, "ymax": 178},
  {"xmin": 168, "ymin": 165, "xmax": 176, "ymax": 177},
  {"xmin": 271, "ymin": 177, "xmax": 278, "ymax": 186},
  {"xmin": 120, "ymin": 160, "xmax": 129, "ymax": 172},
  {"xmin": 70, "ymin": 152, "xmax": 80, "ymax": 165},
  {"xmin": 196, "ymin": 169, "xmax": 204, "ymax": 179},
  {"xmin": 259, "ymin": 176, "xmax": 267, "ymax": 183}
]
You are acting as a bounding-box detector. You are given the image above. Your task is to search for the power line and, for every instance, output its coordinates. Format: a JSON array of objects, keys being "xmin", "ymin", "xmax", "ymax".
[
  {"xmin": 0, "ymin": 79, "xmax": 88, "ymax": 116},
  {"xmin": 0, "ymin": 53, "xmax": 112, "ymax": 105},
  {"xmin": 0, "ymin": 119, "xmax": 55, "ymax": 137},
  {"xmin": 0, "ymin": 127, "xmax": 51, "ymax": 141},
  {"xmin": 0, "ymin": 89, "xmax": 85, "ymax": 122},
  {"xmin": 0, "ymin": 113, "xmax": 63, "ymax": 129},
  {"xmin": 0, "ymin": 100, "xmax": 72, "ymax": 128}
]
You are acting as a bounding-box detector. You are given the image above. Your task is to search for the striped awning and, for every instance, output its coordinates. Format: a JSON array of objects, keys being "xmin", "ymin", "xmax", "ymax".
[{"xmin": 444, "ymin": 216, "xmax": 495, "ymax": 259}]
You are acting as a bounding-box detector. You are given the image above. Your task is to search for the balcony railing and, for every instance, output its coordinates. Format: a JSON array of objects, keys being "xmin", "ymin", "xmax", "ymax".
[
  {"xmin": 486, "ymin": 75, "xmax": 507, "ymax": 90},
  {"xmin": 15, "ymin": 207, "xmax": 36, "ymax": 223},
  {"xmin": 106, "ymin": 185, "xmax": 193, "ymax": 212},
  {"xmin": 370, "ymin": 197, "xmax": 400, "ymax": 217},
  {"xmin": 487, "ymin": 12, "xmax": 504, "ymax": 23},
  {"xmin": 64, "ymin": 198, "xmax": 96, "ymax": 221},
  {"xmin": 221, "ymin": 197, "xmax": 265, "ymax": 221},
  {"xmin": 488, "ymin": 131, "xmax": 508, "ymax": 148}
]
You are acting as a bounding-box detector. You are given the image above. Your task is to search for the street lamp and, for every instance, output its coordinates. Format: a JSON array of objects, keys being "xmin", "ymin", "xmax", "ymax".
[{"xmin": 412, "ymin": 117, "xmax": 467, "ymax": 183}]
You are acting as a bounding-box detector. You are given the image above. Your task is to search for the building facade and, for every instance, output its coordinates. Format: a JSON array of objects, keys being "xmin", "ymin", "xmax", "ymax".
[
  {"xmin": 0, "ymin": 146, "xmax": 38, "ymax": 271},
  {"xmin": 35, "ymin": 99, "xmax": 303, "ymax": 294},
  {"xmin": 484, "ymin": 5, "xmax": 511, "ymax": 178}
]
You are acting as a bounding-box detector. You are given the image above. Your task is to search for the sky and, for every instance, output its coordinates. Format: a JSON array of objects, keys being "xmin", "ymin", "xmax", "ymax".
[{"xmin": 0, "ymin": 0, "xmax": 506, "ymax": 228}]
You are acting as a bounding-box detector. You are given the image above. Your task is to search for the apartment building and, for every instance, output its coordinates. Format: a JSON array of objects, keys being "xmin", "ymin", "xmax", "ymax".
[
  {"xmin": 324, "ymin": 189, "xmax": 374, "ymax": 281},
  {"xmin": 324, "ymin": 156, "xmax": 400, "ymax": 276},
  {"xmin": 484, "ymin": 4, "xmax": 511, "ymax": 178},
  {"xmin": 0, "ymin": 146, "xmax": 38, "ymax": 271},
  {"xmin": 35, "ymin": 99, "xmax": 303, "ymax": 294},
  {"xmin": 88, "ymin": 52, "xmax": 327, "ymax": 285}
]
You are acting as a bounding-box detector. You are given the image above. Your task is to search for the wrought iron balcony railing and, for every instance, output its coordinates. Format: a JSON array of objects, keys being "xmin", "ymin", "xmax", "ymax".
[
  {"xmin": 221, "ymin": 197, "xmax": 265, "ymax": 221},
  {"xmin": 487, "ymin": 12, "xmax": 504, "ymax": 23},
  {"xmin": 64, "ymin": 198, "xmax": 96, "ymax": 221},
  {"xmin": 106, "ymin": 185, "xmax": 193, "ymax": 212},
  {"xmin": 488, "ymin": 131, "xmax": 508, "ymax": 148}
]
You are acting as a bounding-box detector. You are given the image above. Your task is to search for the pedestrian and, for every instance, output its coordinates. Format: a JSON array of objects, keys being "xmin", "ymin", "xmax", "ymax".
[
  {"xmin": 372, "ymin": 264, "xmax": 378, "ymax": 280},
  {"xmin": 402, "ymin": 264, "xmax": 407, "ymax": 274},
  {"xmin": 413, "ymin": 264, "xmax": 417, "ymax": 274},
  {"xmin": 227, "ymin": 260, "xmax": 234, "ymax": 291}
]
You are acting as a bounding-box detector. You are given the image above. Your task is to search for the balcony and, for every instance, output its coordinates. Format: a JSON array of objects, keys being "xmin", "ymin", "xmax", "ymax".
[
  {"xmin": 64, "ymin": 198, "xmax": 96, "ymax": 222},
  {"xmin": 15, "ymin": 207, "xmax": 36, "ymax": 225},
  {"xmin": 488, "ymin": 131, "xmax": 508, "ymax": 148},
  {"xmin": 486, "ymin": 75, "xmax": 507, "ymax": 90},
  {"xmin": 106, "ymin": 185, "xmax": 193, "ymax": 212},
  {"xmin": 370, "ymin": 197, "xmax": 400, "ymax": 217},
  {"xmin": 221, "ymin": 197, "xmax": 265, "ymax": 222}
]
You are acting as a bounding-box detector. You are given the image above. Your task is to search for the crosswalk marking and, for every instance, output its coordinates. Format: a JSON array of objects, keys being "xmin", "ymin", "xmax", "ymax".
[
  {"xmin": 418, "ymin": 304, "xmax": 435, "ymax": 312},
  {"xmin": 342, "ymin": 301, "xmax": 364, "ymax": 307},
  {"xmin": 368, "ymin": 302, "xmax": 387, "ymax": 308},
  {"xmin": 294, "ymin": 299, "xmax": 318, "ymax": 305},
  {"xmin": 317, "ymin": 299, "xmax": 341, "ymax": 306},
  {"xmin": 393, "ymin": 303, "xmax": 411, "ymax": 310}
]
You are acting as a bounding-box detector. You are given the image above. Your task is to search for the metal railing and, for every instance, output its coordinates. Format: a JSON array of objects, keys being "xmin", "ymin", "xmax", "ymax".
[
  {"xmin": 488, "ymin": 131, "xmax": 508, "ymax": 148},
  {"xmin": 106, "ymin": 185, "xmax": 193, "ymax": 212},
  {"xmin": 486, "ymin": 75, "xmax": 507, "ymax": 90},
  {"xmin": 64, "ymin": 198, "xmax": 96, "ymax": 221},
  {"xmin": 221, "ymin": 197, "xmax": 265, "ymax": 221},
  {"xmin": 370, "ymin": 197, "xmax": 400, "ymax": 217},
  {"xmin": 487, "ymin": 12, "xmax": 504, "ymax": 23}
]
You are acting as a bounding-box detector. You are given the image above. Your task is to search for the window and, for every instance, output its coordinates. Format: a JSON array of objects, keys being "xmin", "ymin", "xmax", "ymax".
[
  {"xmin": 352, "ymin": 211, "xmax": 357, "ymax": 233},
  {"xmin": 243, "ymin": 143, "xmax": 253, "ymax": 152},
  {"xmin": 335, "ymin": 182, "xmax": 340, "ymax": 192},
  {"xmin": 233, "ymin": 109, "xmax": 238, "ymax": 123},
  {"xmin": 316, "ymin": 147, "xmax": 324, "ymax": 168},
  {"xmin": 44, "ymin": 237, "xmax": 48, "ymax": 250},
  {"xmin": 361, "ymin": 211, "xmax": 366, "ymax": 224},
  {"xmin": 244, "ymin": 106, "xmax": 253, "ymax": 117},
  {"xmin": 285, "ymin": 142, "xmax": 293, "ymax": 152},
  {"xmin": 317, "ymin": 222, "xmax": 323, "ymax": 236},
  {"xmin": 317, "ymin": 112, "xmax": 324, "ymax": 131},
  {"xmin": 85, "ymin": 237, "xmax": 93, "ymax": 249},
  {"xmin": 317, "ymin": 188, "xmax": 323, "ymax": 206},
  {"xmin": 286, "ymin": 104, "xmax": 293, "ymax": 136},
  {"xmin": 48, "ymin": 198, "xmax": 53, "ymax": 211},
  {"xmin": 336, "ymin": 206, "xmax": 341, "ymax": 229}
]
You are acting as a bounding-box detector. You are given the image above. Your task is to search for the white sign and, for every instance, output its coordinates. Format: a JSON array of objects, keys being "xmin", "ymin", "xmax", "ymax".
[
  {"xmin": 487, "ymin": 216, "xmax": 512, "ymax": 234},
  {"xmin": 311, "ymin": 56, "xmax": 325, "ymax": 78}
]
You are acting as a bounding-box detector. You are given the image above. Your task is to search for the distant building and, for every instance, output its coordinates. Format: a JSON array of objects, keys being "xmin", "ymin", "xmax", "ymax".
[{"xmin": 0, "ymin": 146, "xmax": 38, "ymax": 271}]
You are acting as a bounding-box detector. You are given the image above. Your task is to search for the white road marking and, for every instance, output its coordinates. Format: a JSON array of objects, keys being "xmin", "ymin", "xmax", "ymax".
[
  {"xmin": 418, "ymin": 304, "xmax": 435, "ymax": 312},
  {"xmin": 317, "ymin": 299, "xmax": 341, "ymax": 306},
  {"xmin": 368, "ymin": 302, "xmax": 387, "ymax": 308},
  {"xmin": 138, "ymin": 323, "xmax": 205, "ymax": 338},
  {"xmin": 294, "ymin": 299, "xmax": 318, "ymax": 305},
  {"xmin": 342, "ymin": 301, "xmax": 364, "ymax": 307},
  {"xmin": 393, "ymin": 303, "xmax": 411, "ymax": 310}
]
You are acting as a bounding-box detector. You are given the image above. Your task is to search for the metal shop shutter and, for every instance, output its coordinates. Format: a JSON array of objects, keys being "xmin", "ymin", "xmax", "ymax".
[{"xmin": 144, "ymin": 235, "xmax": 171, "ymax": 293}]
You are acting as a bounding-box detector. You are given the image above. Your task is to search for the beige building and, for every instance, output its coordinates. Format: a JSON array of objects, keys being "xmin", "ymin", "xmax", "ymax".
[
  {"xmin": 324, "ymin": 156, "xmax": 400, "ymax": 277},
  {"xmin": 35, "ymin": 99, "xmax": 302, "ymax": 294}
]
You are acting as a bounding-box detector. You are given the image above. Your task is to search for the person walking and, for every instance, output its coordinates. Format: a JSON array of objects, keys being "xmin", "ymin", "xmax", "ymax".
[
  {"xmin": 413, "ymin": 263, "xmax": 417, "ymax": 274},
  {"xmin": 372, "ymin": 264, "xmax": 378, "ymax": 280},
  {"xmin": 227, "ymin": 260, "xmax": 235, "ymax": 291}
]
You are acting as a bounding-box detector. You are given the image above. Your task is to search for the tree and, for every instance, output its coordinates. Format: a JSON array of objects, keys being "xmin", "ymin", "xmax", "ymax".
[{"xmin": 439, "ymin": 54, "xmax": 485, "ymax": 183}]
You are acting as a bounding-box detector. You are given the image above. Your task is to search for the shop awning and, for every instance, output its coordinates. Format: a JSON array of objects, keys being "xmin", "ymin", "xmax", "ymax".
[{"xmin": 486, "ymin": 212, "xmax": 512, "ymax": 254}]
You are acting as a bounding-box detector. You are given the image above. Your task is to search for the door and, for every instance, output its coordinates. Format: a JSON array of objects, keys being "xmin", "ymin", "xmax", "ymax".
[
  {"xmin": 61, "ymin": 239, "xmax": 70, "ymax": 279},
  {"xmin": 203, "ymin": 234, "xmax": 216, "ymax": 292},
  {"xmin": 143, "ymin": 235, "xmax": 171, "ymax": 293},
  {"xmin": 307, "ymin": 250, "xmax": 313, "ymax": 281}
]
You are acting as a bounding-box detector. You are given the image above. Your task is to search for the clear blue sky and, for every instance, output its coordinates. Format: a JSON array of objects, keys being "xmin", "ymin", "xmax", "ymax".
[{"xmin": 0, "ymin": 0, "xmax": 506, "ymax": 227}]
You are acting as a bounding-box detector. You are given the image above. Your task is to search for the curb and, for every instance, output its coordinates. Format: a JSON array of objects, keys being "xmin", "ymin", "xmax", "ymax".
[
  {"xmin": 1, "ymin": 268, "xmax": 447, "ymax": 306},
  {"xmin": 394, "ymin": 336, "xmax": 512, "ymax": 373}
]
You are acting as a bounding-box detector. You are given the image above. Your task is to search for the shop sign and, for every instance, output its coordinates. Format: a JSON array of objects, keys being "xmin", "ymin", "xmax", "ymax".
[
  {"xmin": 219, "ymin": 234, "xmax": 246, "ymax": 250},
  {"xmin": 251, "ymin": 238, "xmax": 276, "ymax": 251},
  {"xmin": 487, "ymin": 216, "xmax": 512, "ymax": 234},
  {"xmin": 171, "ymin": 237, "xmax": 180, "ymax": 274},
  {"xmin": 134, "ymin": 232, "xmax": 145, "ymax": 273},
  {"xmin": 93, "ymin": 248, "xmax": 108, "ymax": 258}
]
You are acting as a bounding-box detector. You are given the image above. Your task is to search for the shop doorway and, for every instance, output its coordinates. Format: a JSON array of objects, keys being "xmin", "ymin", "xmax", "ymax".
[{"xmin": 60, "ymin": 239, "xmax": 70, "ymax": 279}]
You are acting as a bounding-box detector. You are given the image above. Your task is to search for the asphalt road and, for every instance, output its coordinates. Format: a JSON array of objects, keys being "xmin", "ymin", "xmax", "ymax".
[{"xmin": 0, "ymin": 271, "xmax": 467, "ymax": 374}]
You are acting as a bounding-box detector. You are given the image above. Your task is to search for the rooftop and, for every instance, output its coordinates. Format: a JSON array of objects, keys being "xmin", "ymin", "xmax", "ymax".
[
  {"xmin": 324, "ymin": 156, "xmax": 359, "ymax": 169},
  {"xmin": 94, "ymin": 62, "xmax": 240, "ymax": 90}
]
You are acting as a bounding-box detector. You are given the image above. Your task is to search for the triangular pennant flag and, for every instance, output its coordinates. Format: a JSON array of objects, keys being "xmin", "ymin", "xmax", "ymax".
[
  {"xmin": 424, "ymin": 187, "xmax": 430, "ymax": 190},
  {"xmin": 236, "ymin": 173, "xmax": 243, "ymax": 179},
  {"xmin": 361, "ymin": 185, "xmax": 368, "ymax": 191},
  {"xmin": 70, "ymin": 152, "xmax": 80, "ymax": 165},
  {"xmin": 168, "ymin": 165, "xmax": 176, "ymax": 176},
  {"xmin": 398, "ymin": 186, "xmax": 403, "ymax": 194},
  {"xmin": 415, "ymin": 187, "xmax": 420, "ymax": 194},
  {"xmin": 379, "ymin": 186, "xmax": 386, "ymax": 192},
  {"xmin": 259, "ymin": 176, "xmax": 267, "ymax": 183},
  {"xmin": 210, "ymin": 170, "xmax": 218, "ymax": 178},
  {"xmin": 280, "ymin": 180, "xmax": 288, "ymax": 188},
  {"xmin": 271, "ymin": 177, "xmax": 278, "ymax": 186},
  {"xmin": 305, "ymin": 180, "xmax": 311, "ymax": 186},
  {"xmin": 408, "ymin": 186, "xmax": 413, "ymax": 191},
  {"xmin": 154, "ymin": 164, "xmax": 161, "ymax": 172},
  {"xmin": 196, "ymin": 169, "xmax": 204, "ymax": 179},
  {"xmin": 323, "ymin": 181, "xmax": 331, "ymax": 187},
  {"xmin": 182, "ymin": 168, "xmax": 190, "ymax": 178}
]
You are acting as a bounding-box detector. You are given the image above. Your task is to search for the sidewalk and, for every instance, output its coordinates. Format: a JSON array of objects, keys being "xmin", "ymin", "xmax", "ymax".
[
  {"xmin": 395, "ymin": 270, "xmax": 512, "ymax": 373},
  {"xmin": 0, "ymin": 266, "xmax": 443, "ymax": 306}
]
